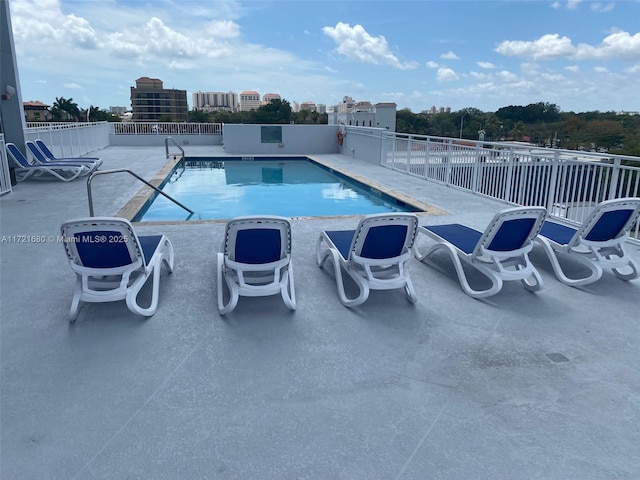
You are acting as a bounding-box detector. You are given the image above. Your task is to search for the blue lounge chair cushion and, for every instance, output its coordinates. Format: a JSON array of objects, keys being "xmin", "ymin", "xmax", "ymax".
[
  {"xmin": 74, "ymin": 231, "xmax": 132, "ymax": 268},
  {"xmin": 585, "ymin": 209, "xmax": 634, "ymax": 242},
  {"xmin": 74, "ymin": 231, "xmax": 162, "ymax": 268},
  {"xmin": 324, "ymin": 230, "xmax": 356, "ymax": 260},
  {"xmin": 427, "ymin": 218, "xmax": 537, "ymax": 255},
  {"xmin": 487, "ymin": 217, "xmax": 537, "ymax": 251},
  {"xmin": 325, "ymin": 224, "xmax": 409, "ymax": 260},
  {"xmin": 539, "ymin": 221, "xmax": 576, "ymax": 246},
  {"xmin": 235, "ymin": 228, "xmax": 281, "ymax": 264},
  {"xmin": 425, "ymin": 224, "xmax": 481, "ymax": 255}
]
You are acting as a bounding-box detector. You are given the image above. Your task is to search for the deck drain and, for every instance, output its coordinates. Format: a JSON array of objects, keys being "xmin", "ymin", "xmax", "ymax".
[{"xmin": 546, "ymin": 352, "xmax": 570, "ymax": 363}]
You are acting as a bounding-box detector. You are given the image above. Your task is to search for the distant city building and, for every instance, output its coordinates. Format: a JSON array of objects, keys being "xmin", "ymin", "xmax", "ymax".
[
  {"xmin": 337, "ymin": 96, "xmax": 355, "ymax": 113},
  {"xmin": 130, "ymin": 77, "xmax": 188, "ymax": 122},
  {"xmin": 316, "ymin": 104, "xmax": 327, "ymax": 114},
  {"xmin": 328, "ymin": 97, "xmax": 397, "ymax": 131},
  {"xmin": 109, "ymin": 106, "xmax": 127, "ymax": 115},
  {"xmin": 262, "ymin": 93, "xmax": 281, "ymax": 105},
  {"xmin": 193, "ymin": 91, "xmax": 238, "ymax": 112},
  {"xmin": 291, "ymin": 101, "xmax": 300, "ymax": 113},
  {"xmin": 239, "ymin": 91, "xmax": 261, "ymax": 111},
  {"xmin": 23, "ymin": 101, "xmax": 50, "ymax": 122},
  {"xmin": 300, "ymin": 101, "xmax": 317, "ymax": 112}
]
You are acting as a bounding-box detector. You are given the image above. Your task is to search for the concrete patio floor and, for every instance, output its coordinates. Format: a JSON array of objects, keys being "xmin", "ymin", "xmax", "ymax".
[{"xmin": 1, "ymin": 146, "xmax": 639, "ymax": 479}]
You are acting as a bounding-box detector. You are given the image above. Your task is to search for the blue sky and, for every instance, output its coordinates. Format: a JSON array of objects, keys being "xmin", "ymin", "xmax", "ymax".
[{"xmin": 8, "ymin": 0, "xmax": 640, "ymax": 114}]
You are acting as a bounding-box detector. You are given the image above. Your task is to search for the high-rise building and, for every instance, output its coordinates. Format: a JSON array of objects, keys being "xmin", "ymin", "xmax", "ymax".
[
  {"xmin": 192, "ymin": 91, "xmax": 238, "ymax": 112},
  {"xmin": 239, "ymin": 91, "xmax": 261, "ymax": 111},
  {"xmin": 130, "ymin": 77, "xmax": 188, "ymax": 122}
]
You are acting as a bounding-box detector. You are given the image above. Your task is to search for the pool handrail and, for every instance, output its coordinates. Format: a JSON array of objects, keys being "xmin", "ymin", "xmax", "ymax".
[{"xmin": 86, "ymin": 168, "xmax": 194, "ymax": 218}]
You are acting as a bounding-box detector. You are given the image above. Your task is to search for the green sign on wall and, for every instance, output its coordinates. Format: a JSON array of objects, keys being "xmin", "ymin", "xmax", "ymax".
[{"xmin": 261, "ymin": 126, "xmax": 282, "ymax": 143}]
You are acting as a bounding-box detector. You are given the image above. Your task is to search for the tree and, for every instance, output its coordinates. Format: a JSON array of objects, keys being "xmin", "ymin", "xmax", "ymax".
[
  {"xmin": 51, "ymin": 96, "xmax": 81, "ymax": 122},
  {"xmin": 252, "ymin": 99, "xmax": 293, "ymax": 124},
  {"xmin": 188, "ymin": 109, "xmax": 212, "ymax": 123}
]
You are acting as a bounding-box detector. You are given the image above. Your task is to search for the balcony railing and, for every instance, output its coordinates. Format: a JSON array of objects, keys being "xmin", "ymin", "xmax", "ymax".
[
  {"xmin": 381, "ymin": 133, "xmax": 640, "ymax": 239},
  {"xmin": 109, "ymin": 122, "xmax": 222, "ymax": 136}
]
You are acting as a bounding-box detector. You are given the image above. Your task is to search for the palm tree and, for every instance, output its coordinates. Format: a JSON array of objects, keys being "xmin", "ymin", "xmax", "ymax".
[
  {"xmin": 511, "ymin": 121, "xmax": 526, "ymax": 141},
  {"xmin": 51, "ymin": 97, "xmax": 81, "ymax": 122}
]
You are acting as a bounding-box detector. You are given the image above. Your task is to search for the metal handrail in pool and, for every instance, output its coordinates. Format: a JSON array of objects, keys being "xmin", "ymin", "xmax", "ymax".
[{"xmin": 86, "ymin": 169, "xmax": 195, "ymax": 217}]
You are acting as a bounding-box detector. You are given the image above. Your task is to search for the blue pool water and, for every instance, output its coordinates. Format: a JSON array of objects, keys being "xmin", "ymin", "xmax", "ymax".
[{"xmin": 134, "ymin": 158, "xmax": 420, "ymax": 221}]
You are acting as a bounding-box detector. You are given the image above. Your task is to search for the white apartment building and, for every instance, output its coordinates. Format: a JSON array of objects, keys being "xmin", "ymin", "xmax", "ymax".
[
  {"xmin": 328, "ymin": 99, "xmax": 397, "ymax": 131},
  {"xmin": 239, "ymin": 91, "xmax": 261, "ymax": 111},
  {"xmin": 192, "ymin": 91, "xmax": 238, "ymax": 112}
]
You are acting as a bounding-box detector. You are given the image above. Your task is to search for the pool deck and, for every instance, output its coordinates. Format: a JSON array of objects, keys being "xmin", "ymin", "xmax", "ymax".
[{"xmin": 1, "ymin": 146, "xmax": 639, "ymax": 479}]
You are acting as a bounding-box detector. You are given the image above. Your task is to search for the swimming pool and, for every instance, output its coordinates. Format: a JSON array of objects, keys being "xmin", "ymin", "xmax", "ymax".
[{"xmin": 133, "ymin": 157, "xmax": 422, "ymax": 221}]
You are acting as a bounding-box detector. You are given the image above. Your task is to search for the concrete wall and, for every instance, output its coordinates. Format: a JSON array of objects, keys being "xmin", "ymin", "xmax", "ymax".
[
  {"xmin": 109, "ymin": 133, "xmax": 223, "ymax": 147},
  {"xmin": 340, "ymin": 126, "xmax": 387, "ymax": 164},
  {"xmin": 222, "ymin": 124, "xmax": 339, "ymax": 154}
]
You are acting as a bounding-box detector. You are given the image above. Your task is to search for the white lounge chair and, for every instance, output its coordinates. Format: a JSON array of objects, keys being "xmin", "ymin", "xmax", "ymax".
[
  {"xmin": 61, "ymin": 217, "xmax": 174, "ymax": 321},
  {"xmin": 216, "ymin": 216, "xmax": 296, "ymax": 315},
  {"xmin": 316, "ymin": 213, "xmax": 419, "ymax": 307},
  {"xmin": 6, "ymin": 142, "xmax": 89, "ymax": 182},
  {"xmin": 34, "ymin": 139, "xmax": 103, "ymax": 167},
  {"xmin": 414, "ymin": 207, "xmax": 547, "ymax": 298},
  {"xmin": 26, "ymin": 140, "xmax": 100, "ymax": 173},
  {"xmin": 535, "ymin": 198, "xmax": 640, "ymax": 286}
]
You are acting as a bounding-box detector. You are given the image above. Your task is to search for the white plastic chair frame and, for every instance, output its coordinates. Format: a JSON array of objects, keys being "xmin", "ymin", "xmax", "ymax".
[
  {"xmin": 414, "ymin": 207, "xmax": 547, "ymax": 299},
  {"xmin": 535, "ymin": 197, "xmax": 640, "ymax": 286},
  {"xmin": 6, "ymin": 142, "xmax": 88, "ymax": 182},
  {"xmin": 61, "ymin": 217, "xmax": 174, "ymax": 321},
  {"xmin": 316, "ymin": 213, "xmax": 419, "ymax": 307},
  {"xmin": 216, "ymin": 216, "xmax": 296, "ymax": 315}
]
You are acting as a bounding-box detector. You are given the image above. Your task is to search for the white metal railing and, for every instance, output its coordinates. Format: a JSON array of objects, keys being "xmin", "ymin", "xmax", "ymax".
[
  {"xmin": 381, "ymin": 133, "xmax": 640, "ymax": 240},
  {"xmin": 0, "ymin": 134, "xmax": 12, "ymax": 195},
  {"xmin": 25, "ymin": 121, "xmax": 109, "ymax": 157},
  {"xmin": 109, "ymin": 122, "xmax": 222, "ymax": 136}
]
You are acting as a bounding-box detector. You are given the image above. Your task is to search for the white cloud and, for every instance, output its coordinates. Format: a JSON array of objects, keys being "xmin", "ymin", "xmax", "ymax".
[
  {"xmin": 591, "ymin": 2, "xmax": 614, "ymax": 12},
  {"xmin": 476, "ymin": 61, "xmax": 495, "ymax": 69},
  {"xmin": 567, "ymin": 0, "xmax": 582, "ymax": 9},
  {"xmin": 436, "ymin": 67, "xmax": 459, "ymax": 81},
  {"xmin": 565, "ymin": 65, "xmax": 580, "ymax": 72},
  {"xmin": 322, "ymin": 22, "xmax": 418, "ymax": 69},
  {"xmin": 496, "ymin": 34, "xmax": 574, "ymax": 60},
  {"xmin": 594, "ymin": 66, "xmax": 609, "ymax": 72},
  {"xmin": 440, "ymin": 51, "xmax": 459, "ymax": 60},
  {"xmin": 426, "ymin": 61, "xmax": 439, "ymax": 68},
  {"xmin": 496, "ymin": 31, "xmax": 640, "ymax": 61}
]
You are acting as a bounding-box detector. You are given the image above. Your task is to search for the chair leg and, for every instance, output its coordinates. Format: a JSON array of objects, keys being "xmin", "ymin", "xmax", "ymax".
[
  {"xmin": 404, "ymin": 276, "xmax": 418, "ymax": 303},
  {"xmin": 535, "ymin": 237, "xmax": 602, "ymax": 286},
  {"xmin": 520, "ymin": 267, "xmax": 544, "ymax": 292},
  {"xmin": 317, "ymin": 239, "xmax": 369, "ymax": 307},
  {"xmin": 217, "ymin": 252, "xmax": 239, "ymax": 315},
  {"xmin": 612, "ymin": 260, "xmax": 639, "ymax": 281},
  {"xmin": 125, "ymin": 271, "xmax": 158, "ymax": 317},
  {"xmin": 416, "ymin": 242, "xmax": 503, "ymax": 298},
  {"xmin": 69, "ymin": 279, "xmax": 82, "ymax": 322},
  {"xmin": 280, "ymin": 263, "xmax": 296, "ymax": 311}
]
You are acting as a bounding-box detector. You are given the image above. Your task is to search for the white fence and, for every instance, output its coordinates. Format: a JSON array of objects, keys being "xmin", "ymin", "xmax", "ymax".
[
  {"xmin": 25, "ymin": 121, "xmax": 109, "ymax": 157},
  {"xmin": 109, "ymin": 122, "xmax": 222, "ymax": 136},
  {"xmin": 381, "ymin": 133, "xmax": 640, "ymax": 239}
]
